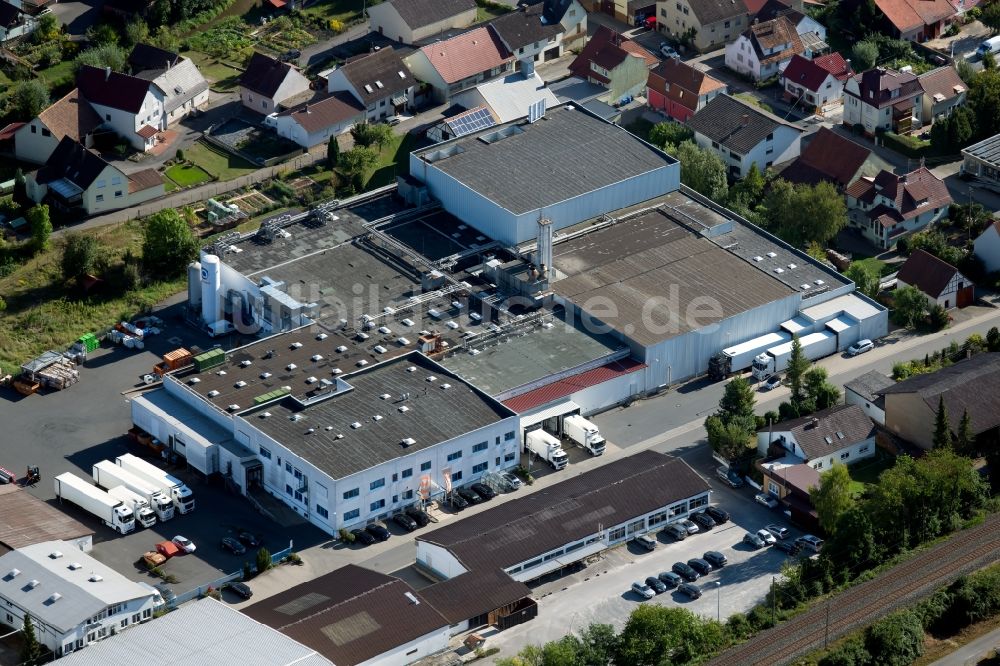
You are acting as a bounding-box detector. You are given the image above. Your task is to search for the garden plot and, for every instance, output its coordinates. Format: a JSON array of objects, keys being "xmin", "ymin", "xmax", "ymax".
[{"xmin": 227, "ymin": 191, "xmax": 274, "ymax": 216}]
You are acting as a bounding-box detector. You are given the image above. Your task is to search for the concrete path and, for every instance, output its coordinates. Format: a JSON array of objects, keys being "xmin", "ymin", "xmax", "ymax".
[{"xmin": 930, "ymin": 626, "xmax": 1000, "ymax": 666}]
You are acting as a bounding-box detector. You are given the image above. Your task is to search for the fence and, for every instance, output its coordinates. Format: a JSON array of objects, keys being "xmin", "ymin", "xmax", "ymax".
[{"xmin": 166, "ymin": 542, "xmax": 295, "ymax": 608}]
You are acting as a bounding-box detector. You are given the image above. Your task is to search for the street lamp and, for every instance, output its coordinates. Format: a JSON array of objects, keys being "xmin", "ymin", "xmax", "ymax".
[{"xmin": 715, "ymin": 581, "xmax": 721, "ymax": 621}]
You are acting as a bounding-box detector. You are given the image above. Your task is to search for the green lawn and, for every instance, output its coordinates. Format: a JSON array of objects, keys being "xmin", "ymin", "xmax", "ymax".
[
  {"xmin": 37, "ymin": 59, "xmax": 76, "ymax": 90},
  {"xmin": 734, "ymin": 92, "xmax": 774, "ymax": 114},
  {"xmin": 365, "ymin": 132, "xmax": 422, "ymax": 189},
  {"xmin": 165, "ymin": 163, "xmax": 213, "ymax": 187},
  {"xmin": 476, "ymin": 0, "xmax": 512, "ymax": 21},
  {"xmin": 848, "ymin": 453, "xmax": 896, "ymax": 495},
  {"xmin": 298, "ymin": 0, "xmax": 364, "ymax": 24},
  {"xmin": 851, "ymin": 257, "xmax": 893, "ymax": 278},
  {"xmin": 182, "ymin": 51, "xmax": 242, "ymax": 91},
  {"xmin": 186, "ymin": 141, "xmax": 258, "ymax": 181}
]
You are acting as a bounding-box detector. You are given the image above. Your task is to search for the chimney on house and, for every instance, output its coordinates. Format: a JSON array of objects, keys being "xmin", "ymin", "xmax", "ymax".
[
  {"xmin": 304, "ymin": 103, "xmax": 310, "ymax": 114},
  {"xmin": 742, "ymin": 114, "xmax": 749, "ymax": 126},
  {"xmin": 105, "ymin": 66, "xmax": 111, "ymax": 81}
]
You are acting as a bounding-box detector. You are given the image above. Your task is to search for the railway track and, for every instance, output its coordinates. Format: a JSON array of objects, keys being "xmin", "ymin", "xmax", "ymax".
[{"xmin": 708, "ymin": 513, "xmax": 1000, "ymax": 666}]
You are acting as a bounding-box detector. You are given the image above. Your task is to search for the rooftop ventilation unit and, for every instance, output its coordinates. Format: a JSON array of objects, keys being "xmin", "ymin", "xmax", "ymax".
[
  {"xmin": 235, "ymin": 380, "xmax": 247, "ymax": 388},
  {"xmin": 428, "ymin": 308, "xmax": 442, "ymax": 319},
  {"xmin": 282, "ymin": 386, "xmax": 291, "ymax": 392},
  {"xmin": 306, "ymin": 428, "xmax": 315, "ymax": 434},
  {"xmin": 398, "ymin": 70, "xmax": 406, "ymax": 78},
  {"xmin": 374, "ymin": 345, "xmax": 387, "ymax": 354},
  {"xmin": 311, "ymin": 354, "xmax": 324, "ymax": 362},
  {"xmin": 260, "ymin": 412, "xmax": 272, "ymax": 419},
  {"xmin": 357, "ymin": 360, "xmax": 369, "ymax": 367},
  {"xmin": 290, "ymin": 342, "xmax": 303, "ymax": 349},
  {"xmin": 88, "ymin": 574, "xmax": 103, "ymax": 582},
  {"xmin": 351, "ymin": 421, "xmax": 362, "ymax": 429},
  {"xmin": 68, "ymin": 563, "xmax": 82, "ymax": 570},
  {"xmin": 398, "ymin": 405, "xmax": 410, "ymax": 413},
  {"xmin": 27, "ymin": 579, "xmax": 40, "ymax": 588},
  {"xmin": 378, "ymin": 326, "xmax": 392, "ymax": 335},
  {"xmin": 261, "ymin": 372, "xmax": 272, "ymax": 379},
  {"xmin": 332, "ymin": 368, "xmax": 343, "ymax": 375},
  {"xmin": 290, "ymin": 414, "xmax": 303, "ymax": 422},
  {"xmin": 227, "ymin": 404, "xmax": 240, "ymax": 412},
  {"xmin": 451, "ymin": 301, "xmax": 463, "ymax": 310},
  {"xmin": 306, "ymin": 376, "xmax": 318, "ymax": 384},
  {"xmin": 427, "ymin": 376, "xmax": 437, "ymax": 382},
  {"xmin": 357, "ymin": 332, "xmax": 369, "ymax": 341},
  {"xmin": 216, "ymin": 370, "xmax": 227, "ymax": 376},
  {"xmin": 441, "ymin": 383, "xmax": 452, "ymax": 389},
  {"xmin": 336, "ymin": 433, "xmax": 344, "ymax": 439},
  {"xmin": 397, "ymin": 337, "xmax": 410, "ymax": 345},
  {"xmin": 767, "ymin": 252, "xmax": 777, "ymax": 258},
  {"xmin": 404, "ymin": 591, "xmax": 420, "ymax": 605},
  {"xmin": 375, "ymin": 80, "xmax": 384, "ymax": 88},
  {"xmin": 753, "ymin": 256, "xmax": 763, "ymax": 262},
  {"xmin": 446, "ymin": 321, "xmax": 459, "ymax": 330},
  {"xmin": 774, "ymin": 267, "xmax": 784, "ymax": 274},
  {"xmin": 207, "ymin": 390, "xmax": 220, "ymax": 398},
  {"xmin": 380, "ymin": 393, "xmax": 391, "ymax": 400},
  {"xmin": 6, "ymin": 569, "xmax": 19, "ymax": 579},
  {"xmin": 373, "ymin": 414, "xmax": 383, "ymax": 421},
  {"xmin": 316, "ymin": 333, "xmax": 328, "ymax": 341},
  {"xmin": 469, "ymin": 312, "xmax": 482, "ymax": 322},
  {"xmin": 824, "ymin": 436, "xmax": 833, "ymax": 444},
  {"xmin": 407, "ymin": 366, "xmax": 417, "ymax": 373},
  {"xmin": 240, "ymin": 360, "xmax": 252, "ymax": 368},
  {"xmin": 188, "ymin": 377, "xmax": 201, "ymax": 385},
  {"xmin": 49, "ymin": 551, "xmax": 63, "ymax": 559},
  {"xmin": 383, "ymin": 307, "xmax": 395, "ymax": 315},
  {"xmin": 402, "ymin": 318, "xmax": 415, "ymax": 326},
  {"xmin": 801, "ymin": 284, "xmax": 811, "ymax": 290},
  {"xmin": 815, "ymin": 279, "xmax": 825, "ymax": 285},
  {"xmin": 47, "ymin": 593, "xmax": 62, "ymax": 603},
  {"xmin": 336, "ymin": 346, "xmax": 348, "ymax": 353},
  {"xmin": 836, "ymin": 431, "xmax": 845, "ymax": 439},
  {"xmin": 286, "ymin": 363, "xmax": 297, "ymax": 371},
  {"xmin": 364, "ymin": 84, "xmax": 373, "ymax": 93},
  {"xmin": 401, "ymin": 437, "xmax": 416, "ymax": 447},
  {"xmin": 325, "ymin": 426, "xmax": 334, "ymax": 431},
  {"xmin": 788, "ymin": 263, "xmax": 797, "ymax": 270}
]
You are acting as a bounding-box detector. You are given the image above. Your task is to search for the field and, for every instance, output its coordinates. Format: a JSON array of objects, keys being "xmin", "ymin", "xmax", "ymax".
[
  {"xmin": 186, "ymin": 141, "xmax": 257, "ymax": 181},
  {"xmin": 165, "ymin": 163, "xmax": 213, "ymax": 188}
]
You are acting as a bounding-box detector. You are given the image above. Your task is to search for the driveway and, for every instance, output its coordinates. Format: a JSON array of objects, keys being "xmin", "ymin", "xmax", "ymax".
[{"xmin": 50, "ymin": 0, "xmax": 104, "ymax": 36}]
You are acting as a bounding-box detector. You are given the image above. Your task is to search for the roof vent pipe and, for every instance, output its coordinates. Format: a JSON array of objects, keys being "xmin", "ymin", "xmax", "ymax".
[{"xmin": 105, "ymin": 66, "xmax": 111, "ymax": 80}]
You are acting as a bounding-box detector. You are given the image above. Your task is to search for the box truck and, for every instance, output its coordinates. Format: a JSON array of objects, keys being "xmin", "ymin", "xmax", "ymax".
[
  {"xmin": 54, "ymin": 472, "xmax": 135, "ymax": 534},
  {"xmin": 751, "ymin": 331, "xmax": 838, "ymax": 381},
  {"xmin": 562, "ymin": 414, "xmax": 606, "ymax": 456},
  {"xmin": 709, "ymin": 331, "xmax": 793, "ymax": 379},
  {"xmin": 93, "ymin": 460, "xmax": 174, "ymax": 521},
  {"xmin": 107, "ymin": 486, "xmax": 157, "ymax": 528},
  {"xmin": 525, "ymin": 430, "xmax": 568, "ymax": 470},
  {"xmin": 115, "ymin": 454, "xmax": 195, "ymax": 514}
]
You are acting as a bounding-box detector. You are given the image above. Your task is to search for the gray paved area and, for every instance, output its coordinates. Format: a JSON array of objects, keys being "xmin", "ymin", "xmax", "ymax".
[{"xmin": 930, "ymin": 625, "xmax": 1000, "ymax": 666}]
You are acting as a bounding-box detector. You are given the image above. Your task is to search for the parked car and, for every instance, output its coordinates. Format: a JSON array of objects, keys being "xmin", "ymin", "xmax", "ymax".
[
  {"xmin": 172, "ymin": 536, "xmax": 196, "ymax": 553},
  {"xmin": 705, "ymin": 506, "xmax": 730, "ymax": 524},
  {"xmin": 765, "ymin": 524, "xmax": 790, "ymax": 540},
  {"xmin": 470, "ymin": 483, "xmax": 496, "ymax": 500},
  {"xmin": 448, "ymin": 493, "xmax": 469, "ymax": 510},
  {"xmin": 220, "ymin": 537, "xmax": 245, "ymax": 555},
  {"xmin": 660, "ymin": 43, "xmax": 680, "ymax": 59},
  {"xmin": 227, "ymin": 582, "xmax": 253, "ymax": 600},
  {"xmin": 755, "ymin": 493, "xmax": 779, "ymax": 509},
  {"xmin": 773, "ymin": 540, "xmax": 800, "ymax": 555},
  {"xmin": 387, "ymin": 115, "xmax": 403, "ymax": 126},
  {"xmin": 280, "ymin": 49, "xmax": 301, "ymax": 62},
  {"xmin": 658, "ymin": 571, "xmax": 683, "ymax": 588},
  {"xmin": 351, "ymin": 528, "xmax": 376, "ymax": 545},
  {"xmin": 365, "ymin": 523, "xmax": 390, "ymax": 542},
  {"xmin": 631, "ymin": 581, "xmax": 655, "ymax": 600},
  {"xmin": 716, "ymin": 466, "xmax": 744, "ymax": 488},
  {"xmin": 678, "ymin": 582, "xmax": 702, "ymax": 599},
  {"xmin": 501, "ymin": 472, "xmax": 522, "ymax": 490},
  {"xmin": 679, "ymin": 519, "xmax": 700, "ymax": 534},
  {"xmin": 703, "ymin": 551, "xmax": 728, "ymax": 568},
  {"xmin": 456, "ymin": 487, "xmax": 483, "ymax": 505},
  {"xmin": 743, "ymin": 532, "xmax": 766, "ymax": 549},
  {"xmin": 672, "ymin": 561, "xmax": 700, "ymax": 581},
  {"xmin": 691, "ymin": 512, "xmax": 716, "ymax": 530},
  {"xmin": 756, "ymin": 528, "xmax": 776, "ymax": 546},
  {"xmin": 237, "ymin": 531, "xmax": 262, "ymax": 547},
  {"xmin": 847, "ymin": 339, "xmax": 874, "ymax": 356},
  {"xmin": 762, "ymin": 374, "xmax": 782, "ymax": 391},
  {"xmin": 795, "ymin": 534, "xmax": 825, "ymax": 553},
  {"xmin": 687, "ymin": 558, "xmax": 713, "ymax": 576},
  {"xmin": 645, "ymin": 576, "xmax": 668, "ymax": 594},
  {"xmin": 635, "ymin": 534, "xmax": 657, "ymax": 551},
  {"xmin": 663, "ymin": 523, "xmax": 688, "ymax": 541},
  {"xmin": 405, "ymin": 505, "xmax": 431, "ymax": 526},
  {"xmin": 392, "ymin": 513, "xmax": 418, "ymax": 532}
]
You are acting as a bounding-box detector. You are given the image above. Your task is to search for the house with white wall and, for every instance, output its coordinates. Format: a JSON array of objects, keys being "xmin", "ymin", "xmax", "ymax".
[
  {"xmin": 367, "ymin": 0, "xmax": 476, "ymax": 44},
  {"xmin": 404, "ymin": 26, "xmax": 514, "ymax": 103},
  {"xmin": 974, "ymin": 219, "xmax": 1000, "ymax": 274},
  {"xmin": 240, "ymin": 52, "xmax": 311, "ymax": 115},
  {"xmin": 757, "ymin": 403, "xmax": 877, "ymax": 471},
  {"xmin": 270, "ymin": 91, "xmax": 365, "ymax": 149},
  {"xmin": 843, "ymin": 67, "xmax": 923, "ymax": 136},
  {"xmin": 326, "ymin": 47, "xmax": 414, "ymax": 122},
  {"xmin": 845, "ymin": 166, "xmax": 952, "ymax": 249},
  {"xmin": 917, "ymin": 65, "xmax": 966, "ymax": 124},
  {"xmin": 14, "ymin": 89, "xmax": 102, "ymax": 165},
  {"xmin": 0, "ymin": 0, "xmax": 35, "ymax": 42},
  {"xmin": 780, "ymin": 53, "xmax": 853, "ymax": 114},
  {"xmin": 897, "ymin": 249, "xmax": 974, "ymax": 310},
  {"xmin": 0, "ymin": 540, "xmax": 162, "ymax": 659},
  {"xmin": 725, "ymin": 16, "xmax": 803, "ymax": 82},
  {"xmin": 752, "ymin": 0, "xmax": 826, "ymax": 41},
  {"xmin": 487, "ymin": 0, "xmax": 587, "ymax": 66},
  {"xmin": 76, "ymin": 65, "xmax": 165, "ymax": 152},
  {"xmin": 128, "ymin": 44, "xmax": 210, "ymax": 127},
  {"xmin": 844, "ymin": 370, "xmax": 895, "ymax": 426}
]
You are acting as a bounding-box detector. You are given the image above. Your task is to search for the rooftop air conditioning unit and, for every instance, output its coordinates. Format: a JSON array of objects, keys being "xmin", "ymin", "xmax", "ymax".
[
  {"xmin": 374, "ymin": 345, "xmax": 387, "ymax": 354},
  {"xmin": 336, "ymin": 346, "xmax": 348, "ymax": 353},
  {"xmin": 373, "ymin": 414, "xmax": 383, "ymax": 421},
  {"xmin": 188, "ymin": 377, "xmax": 201, "ymax": 384},
  {"xmin": 378, "ymin": 326, "xmax": 392, "ymax": 335},
  {"xmin": 441, "ymin": 383, "xmax": 451, "ymax": 390},
  {"xmin": 446, "ymin": 321, "xmax": 459, "ymax": 330},
  {"xmin": 357, "ymin": 360, "xmax": 368, "ymax": 367},
  {"xmin": 260, "ymin": 412, "xmax": 272, "ymax": 419},
  {"xmin": 316, "ymin": 333, "xmax": 328, "ymax": 341},
  {"xmin": 49, "ymin": 551, "xmax": 63, "ymax": 559},
  {"xmin": 306, "ymin": 376, "xmax": 318, "ymax": 384},
  {"xmin": 261, "ymin": 372, "xmax": 272, "ymax": 379},
  {"xmin": 380, "ymin": 393, "xmax": 391, "ymax": 400},
  {"xmin": 407, "ymin": 366, "xmax": 417, "ymax": 372},
  {"xmin": 240, "ymin": 360, "xmax": 252, "ymax": 367},
  {"xmin": 402, "ymin": 318, "xmax": 415, "ymax": 326},
  {"xmin": 426, "ymin": 376, "xmax": 437, "ymax": 382},
  {"xmin": 401, "ymin": 437, "xmax": 416, "ymax": 447},
  {"xmin": 351, "ymin": 421, "xmax": 362, "ymax": 429},
  {"xmin": 286, "ymin": 363, "xmax": 297, "ymax": 371},
  {"xmin": 290, "ymin": 342, "xmax": 303, "ymax": 349},
  {"xmin": 88, "ymin": 574, "xmax": 103, "ymax": 582},
  {"xmin": 398, "ymin": 405, "xmax": 410, "ymax": 413},
  {"xmin": 227, "ymin": 404, "xmax": 240, "ymax": 412},
  {"xmin": 216, "ymin": 370, "xmax": 227, "ymax": 376},
  {"xmin": 207, "ymin": 390, "xmax": 220, "ymax": 398},
  {"xmin": 68, "ymin": 563, "xmax": 82, "ymax": 570},
  {"xmin": 234, "ymin": 380, "xmax": 247, "ymax": 388},
  {"xmin": 397, "ymin": 337, "xmax": 410, "ymax": 345},
  {"xmin": 332, "ymin": 368, "xmax": 343, "ymax": 375},
  {"xmin": 311, "ymin": 354, "xmax": 324, "ymax": 362}
]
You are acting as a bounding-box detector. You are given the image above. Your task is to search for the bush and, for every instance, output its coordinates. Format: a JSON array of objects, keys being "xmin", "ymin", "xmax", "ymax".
[
  {"xmin": 819, "ymin": 636, "xmax": 870, "ymax": 666},
  {"xmin": 864, "ymin": 610, "xmax": 924, "ymax": 666},
  {"xmin": 339, "ymin": 527, "xmax": 355, "ymax": 543},
  {"xmin": 881, "ymin": 131, "xmax": 930, "ymax": 158},
  {"xmin": 284, "ymin": 552, "xmax": 302, "ymax": 565},
  {"xmin": 928, "ymin": 303, "xmax": 949, "ymax": 330},
  {"xmin": 242, "ymin": 561, "xmax": 253, "ymax": 580},
  {"xmin": 175, "ymin": 148, "xmax": 185, "ymax": 162},
  {"xmin": 255, "ymin": 547, "xmax": 272, "ymax": 574}
]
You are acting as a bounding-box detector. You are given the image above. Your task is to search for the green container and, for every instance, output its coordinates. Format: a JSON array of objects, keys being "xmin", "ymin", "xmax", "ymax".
[
  {"xmin": 76, "ymin": 333, "xmax": 99, "ymax": 352},
  {"xmin": 193, "ymin": 348, "xmax": 226, "ymax": 372}
]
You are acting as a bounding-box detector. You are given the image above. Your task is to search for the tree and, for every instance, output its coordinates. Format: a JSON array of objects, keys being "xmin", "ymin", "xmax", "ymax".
[
  {"xmin": 141, "ymin": 209, "xmax": 198, "ymax": 279},
  {"xmin": 338, "ymin": 147, "xmax": 378, "ymax": 188},
  {"xmin": 75, "ymin": 43, "xmax": 128, "ymax": 73},
  {"xmin": 770, "ymin": 181, "xmax": 846, "ymax": 247},
  {"xmin": 27, "ymin": 204, "xmax": 51, "ymax": 252},
  {"xmin": 928, "ymin": 303, "xmax": 949, "ymax": 331},
  {"xmin": 705, "ymin": 415, "xmax": 757, "ymax": 462},
  {"xmin": 676, "ymin": 140, "xmax": 728, "ymax": 200},
  {"xmin": 864, "ymin": 610, "xmax": 924, "ymax": 666},
  {"xmin": 648, "ymin": 121, "xmax": 693, "ymax": 148},
  {"xmin": 851, "ymin": 40, "xmax": 879, "ymax": 71},
  {"xmin": 33, "ymin": 12, "xmax": 59, "ymax": 43},
  {"xmin": 804, "ymin": 366, "xmax": 840, "ymax": 411},
  {"xmin": 577, "ymin": 623, "xmax": 618, "ymax": 665},
  {"xmin": 125, "ymin": 18, "xmax": 150, "ymax": 47},
  {"xmin": 327, "ymin": 135, "xmax": 340, "ymax": 167},
  {"xmin": 719, "ymin": 376, "xmax": 756, "ymax": 423},
  {"xmin": 933, "ymin": 395, "xmax": 952, "ymax": 449},
  {"xmin": 86, "ymin": 22, "xmax": 119, "ymax": 46},
  {"xmin": 7, "ymin": 79, "xmax": 50, "ymax": 120},
  {"xmin": 20, "ymin": 613, "xmax": 42, "ymax": 666},
  {"xmin": 616, "ymin": 605, "xmax": 723, "ymax": 665},
  {"xmin": 956, "ymin": 408, "xmax": 975, "ymax": 455},
  {"xmin": 810, "ymin": 464, "xmax": 855, "ymax": 533},
  {"xmin": 981, "ymin": 0, "xmax": 1000, "ymax": 33},
  {"xmin": 844, "ymin": 262, "xmax": 880, "ymax": 298},
  {"xmin": 787, "ymin": 335, "xmax": 809, "ymax": 406},
  {"xmin": 61, "ymin": 233, "xmax": 100, "ymax": 282},
  {"xmin": 152, "ymin": 25, "xmax": 180, "ymax": 52},
  {"xmin": 969, "ymin": 69, "xmax": 1000, "ymax": 140},
  {"xmin": 350, "ymin": 122, "xmax": 393, "ymax": 148},
  {"xmin": 893, "ymin": 285, "xmax": 927, "ymax": 328},
  {"xmin": 987, "ymin": 326, "xmax": 1000, "ymax": 352},
  {"xmin": 255, "ymin": 547, "xmax": 271, "ymax": 573},
  {"xmin": 957, "ymin": 59, "xmax": 978, "ymax": 86},
  {"xmin": 825, "ymin": 507, "xmax": 877, "ymax": 582}
]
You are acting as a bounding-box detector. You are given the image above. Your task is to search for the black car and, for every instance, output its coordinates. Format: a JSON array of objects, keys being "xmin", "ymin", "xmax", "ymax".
[
  {"xmin": 691, "ymin": 511, "xmax": 717, "ymax": 530},
  {"xmin": 365, "ymin": 523, "xmax": 391, "ymax": 541},
  {"xmin": 237, "ymin": 531, "xmax": 262, "ymax": 547},
  {"xmin": 392, "ymin": 513, "xmax": 419, "ymax": 531},
  {"xmin": 227, "ymin": 582, "xmax": 253, "ymax": 600},
  {"xmin": 221, "ymin": 537, "xmax": 246, "ymax": 555},
  {"xmin": 645, "ymin": 576, "xmax": 668, "ymax": 594},
  {"xmin": 705, "ymin": 506, "xmax": 730, "ymax": 524},
  {"xmin": 703, "ymin": 551, "xmax": 728, "ymax": 568},
  {"xmin": 658, "ymin": 571, "xmax": 682, "ymax": 588},
  {"xmin": 351, "ymin": 528, "xmax": 376, "ymax": 545},
  {"xmin": 456, "ymin": 487, "xmax": 483, "ymax": 504},
  {"xmin": 448, "ymin": 493, "xmax": 469, "ymax": 510},
  {"xmin": 405, "ymin": 505, "xmax": 431, "ymax": 526},
  {"xmin": 672, "ymin": 561, "xmax": 700, "ymax": 581},
  {"xmin": 773, "ymin": 540, "xmax": 801, "ymax": 555},
  {"xmin": 687, "ymin": 558, "xmax": 713, "ymax": 576},
  {"xmin": 678, "ymin": 582, "xmax": 702, "ymax": 599},
  {"xmin": 470, "ymin": 483, "xmax": 496, "ymax": 500}
]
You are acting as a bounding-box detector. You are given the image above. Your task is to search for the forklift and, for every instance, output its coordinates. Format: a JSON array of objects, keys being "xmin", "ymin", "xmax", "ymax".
[{"xmin": 22, "ymin": 466, "xmax": 40, "ymax": 486}]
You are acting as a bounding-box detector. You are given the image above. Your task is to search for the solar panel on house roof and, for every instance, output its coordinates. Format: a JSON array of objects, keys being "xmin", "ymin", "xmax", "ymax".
[{"xmin": 446, "ymin": 107, "xmax": 496, "ymax": 137}]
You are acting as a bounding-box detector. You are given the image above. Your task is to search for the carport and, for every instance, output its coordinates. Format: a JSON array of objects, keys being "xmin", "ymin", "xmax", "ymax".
[{"xmin": 510, "ymin": 541, "xmax": 607, "ymax": 583}]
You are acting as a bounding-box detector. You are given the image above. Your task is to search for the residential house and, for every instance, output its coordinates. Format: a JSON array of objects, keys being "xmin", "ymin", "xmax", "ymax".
[
  {"xmin": 780, "ymin": 126, "xmax": 892, "ymax": 191},
  {"xmin": 874, "ymin": 0, "xmax": 955, "ymax": 41},
  {"xmin": 757, "ymin": 403, "xmax": 878, "ymax": 471},
  {"xmin": 845, "ymin": 370, "xmax": 895, "ymax": 425},
  {"xmin": 753, "ymin": 0, "xmax": 827, "ymax": 42},
  {"xmin": 26, "ymin": 136, "xmax": 164, "ymax": 217},
  {"xmin": 0, "ymin": 540, "xmax": 162, "ymax": 658},
  {"xmin": 326, "ymin": 47, "xmax": 415, "ymax": 122},
  {"xmin": 843, "ymin": 67, "xmax": 923, "ymax": 136},
  {"xmin": 128, "ymin": 44, "xmax": 210, "ymax": 126},
  {"xmin": 367, "ymin": 0, "xmax": 476, "ymax": 44},
  {"xmin": 487, "ymin": 0, "xmax": 587, "ymax": 64},
  {"xmin": 404, "ymin": 27, "xmax": 514, "ymax": 103},
  {"xmin": 646, "ymin": 57, "xmax": 726, "ymax": 122},
  {"xmin": 896, "ymin": 249, "xmax": 974, "ymax": 309},
  {"xmin": 655, "ymin": 0, "xmax": 749, "ymax": 53},
  {"xmin": 568, "ymin": 26, "xmax": 658, "ymax": 104},
  {"xmin": 961, "ymin": 133, "xmax": 1000, "ymax": 194},
  {"xmin": 686, "ymin": 93, "xmax": 802, "ymax": 177},
  {"xmin": 845, "ymin": 166, "xmax": 952, "ymax": 248},
  {"xmin": 14, "ymin": 88, "xmax": 101, "ymax": 165},
  {"xmin": 780, "ymin": 53, "xmax": 853, "ymax": 114},
  {"xmin": 240, "ymin": 52, "xmax": 311, "ymax": 115},
  {"xmin": 724, "ymin": 16, "xmax": 804, "ymax": 82},
  {"xmin": 0, "ymin": 1, "xmax": 34, "ymax": 43},
  {"xmin": 270, "ymin": 92, "xmax": 365, "ymax": 149},
  {"xmin": 881, "ymin": 353, "xmax": 1000, "ymax": 449},
  {"xmin": 974, "ymin": 219, "xmax": 1000, "ymax": 273},
  {"xmin": 759, "ymin": 460, "xmax": 819, "ymax": 529},
  {"xmin": 76, "ymin": 65, "xmax": 166, "ymax": 152},
  {"xmin": 917, "ymin": 65, "xmax": 966, "ymax": 123},
  {"xmin": 591, "ymin": 0, "xmax": 655, "ymax": 24},
  {"xmin": 453, "ymin": 70, "xmax": 560, "ymax": 123}
]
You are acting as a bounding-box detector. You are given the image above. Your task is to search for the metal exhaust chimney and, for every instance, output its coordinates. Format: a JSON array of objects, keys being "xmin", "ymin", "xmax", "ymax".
[{"xmin": 536, "ymin": 217, "xmax": 553, "ymax": 282}]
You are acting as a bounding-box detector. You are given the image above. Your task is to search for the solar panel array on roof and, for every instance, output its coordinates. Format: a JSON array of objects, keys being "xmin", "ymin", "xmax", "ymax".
[{"xmin": 446, "ymin": 106, "xmax": 496, "ymax": 137}]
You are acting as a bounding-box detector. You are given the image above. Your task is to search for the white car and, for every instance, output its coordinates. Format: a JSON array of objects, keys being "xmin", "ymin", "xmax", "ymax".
[
  {"xmin": 660, "ymin": 43, "xmax": 680, "ymax": 59},
  {"xmin": 679, "ymin": 518, "xmax": 700, "ymax": 534},
  {"xmin": 756, "ymin": 528, "xmax": 776, "ymax": 546},
  {"xmin": 847, "ymin": 339, "xmax": 874, "ymax": 356},
  {"xmin": 755, "ymin": 493, "xmax": 779, "ymax": 509},
  {"xmin": 765, "ymin": 524, "xmax": 790, "ymax": 540},
  {"xmin": 795, "ymin": 534, "xmax": 825, "ymax": 553},
  {"xmin": 761, "ymin": 374, "xmax": 782, "ymax": 391},
  {"xmin": 172, "ymin": 536, "xmax": 196, "ymax": 553},
  {"xmin": 500, "ymin": 472, "xmax": 522, "ymax": 490},
  {"xmin": 631, "ymin": 581, "xmax": 655, "ymax": 600}
]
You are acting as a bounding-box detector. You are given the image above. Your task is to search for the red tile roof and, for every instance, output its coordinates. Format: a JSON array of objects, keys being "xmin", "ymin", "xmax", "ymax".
[
  {"xmin": 502, "ymin": 359, "xmax": 646, "ymax": 413},
  {"xmin": 781, "ymin": 54, "xmax": 834, "ymax": 93},
  {"xmin": 744, "ymin": 16, "xmax": 803, "ymax": 67},
  {"xmin": 136, "ymin": 124, "xmax": 158, "ymax": 139},
  {"xmin": 570, "ymin": 26, "xmax": 655, "ymax": 82},
  {"xmin": 812, "ymin": 52, "xmax": 854, "ymax": 81},
  {"xmin": 875, "ymin": 0, "xmax": 954, "ymax": 32},
  {"xmin": 128, "ymin": 168, "xmax": 164, "ymax": 193},
  {"xmin": 0, "ymin": 122, "xmax": 24, "ymax": 141},
  {"xmin": 785, "ymin": 126, "xmax": 873, "ymax": 189},
  {"xmin": 418, "ymin": 26, "xmax": 512, "ymax": 84},
  {"xmin": 647, "ymin": 58, "xmax": 726, "ymax": 113},
  {"xmin": 847, "ymin": 166, "xmax": 952, "ymax": 228}
]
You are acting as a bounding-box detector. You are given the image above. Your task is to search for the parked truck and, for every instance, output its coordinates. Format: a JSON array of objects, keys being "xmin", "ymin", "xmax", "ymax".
[
  {"xmin": 525, "ymin": 430, "xmax": 568, "ymax": 470},
  {"xmin": 116, "ymin": 454, "xmax": 195, "ymax": 514},
  {"xmin": 107, "ymin": 486, "xmax": 157, "ymax": 528},
  {"xmin": 709, "ymin": 331, "xmax": 793, "ymax": 380},
  {"xmin": 751, "ymin": 331, "xmax": 838, "ymax": 381},
  {"xmin": 54, "ymin": 472, "xmax": 135, "ymax": 534},
  {"xmin": 562, "ymin": 415, "xmax": 606, "ymax": 456},
  {"xmin": 93, "ymin": 460, "xmax": 175, "ymax": 521}
]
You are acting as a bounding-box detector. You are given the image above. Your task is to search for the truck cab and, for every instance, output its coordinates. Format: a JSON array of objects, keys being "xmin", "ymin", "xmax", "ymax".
[{"xmin": 562, "ymin": 415, "xmax": 606, "ymax": 456}]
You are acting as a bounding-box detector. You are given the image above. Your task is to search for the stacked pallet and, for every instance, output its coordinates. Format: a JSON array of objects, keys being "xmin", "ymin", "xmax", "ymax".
[{"xmin": 37, "ymin": 359, "xmax": 79, "ymax": 390}]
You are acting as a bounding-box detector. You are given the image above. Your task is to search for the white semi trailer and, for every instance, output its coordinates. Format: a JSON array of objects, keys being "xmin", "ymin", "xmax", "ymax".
[
  {"xmin": 54, "ymin": 472, "xmax": 135, "ymax": 534},
  {"xmin": 562, "ymin": 414, "xmax": 606, "ymax": 456},
  {"xmin": 526, "ymin": 430, "xmax": 568, "ymax": 470},
  {"xmin": 92, "ymin": 460, "xmax": 174, "ymax": 521},
  {"xmin": 116, "ymin": 454, "xmax": 195, "ymax": 514},
  {"xmin": 751, "ymin": 331, "xmax": 838, "ymax": 381},
  {"xmin": 107, "ymin": 486, "xmax": 157, "ymax": 528}
]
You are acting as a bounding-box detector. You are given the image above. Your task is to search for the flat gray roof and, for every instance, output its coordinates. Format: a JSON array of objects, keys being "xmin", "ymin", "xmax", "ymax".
[
  {"xmin": 245, "ymin": 352, "xmax": 514, "ymax": 480},
  {"xmin": 413, "ymin": 103, "xmax": 676, "ymax": 215},
  {"xmin": 963, "ymin": 133, "xmax": 1000, "ymax": 166}
]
